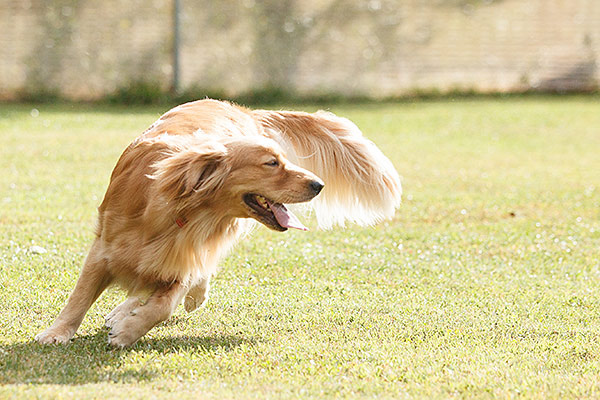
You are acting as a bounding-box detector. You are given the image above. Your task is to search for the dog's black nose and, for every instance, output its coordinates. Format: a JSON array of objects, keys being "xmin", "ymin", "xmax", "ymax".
[{"xmin": 309, "ymin": 180, "xmax": 324, "ymax": 194}]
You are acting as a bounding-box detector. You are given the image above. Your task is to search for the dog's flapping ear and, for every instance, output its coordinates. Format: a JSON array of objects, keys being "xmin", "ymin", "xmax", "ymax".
[
  {"xmin": 149, "ymin": 142, "xmax": 229, "ymax": 202},
  {"xmin": 254, "ymin": 109, "xmax": 402, "ymax": 229}
]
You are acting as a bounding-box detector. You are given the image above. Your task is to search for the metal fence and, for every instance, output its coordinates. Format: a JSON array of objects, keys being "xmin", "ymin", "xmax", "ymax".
[{"xmin": 1, "ymin": 0, "xmax": 599, "ymax": 100}]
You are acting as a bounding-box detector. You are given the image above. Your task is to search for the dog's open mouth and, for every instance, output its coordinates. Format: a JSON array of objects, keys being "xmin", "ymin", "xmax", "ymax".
[{"xmin": 243, "ymin": 193, "xmax": 308, "ymax": 232}]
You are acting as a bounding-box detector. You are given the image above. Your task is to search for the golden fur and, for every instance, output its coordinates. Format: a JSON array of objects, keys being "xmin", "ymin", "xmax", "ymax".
[{"xmin": 35, "ymin": 99, "xmax": 401, "ymax": 347}]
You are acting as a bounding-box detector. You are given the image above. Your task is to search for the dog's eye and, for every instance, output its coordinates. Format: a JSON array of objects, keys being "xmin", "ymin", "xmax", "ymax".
[{"xmin": 264, "ymin": 159, "xmax": 279, "ymax": 167}]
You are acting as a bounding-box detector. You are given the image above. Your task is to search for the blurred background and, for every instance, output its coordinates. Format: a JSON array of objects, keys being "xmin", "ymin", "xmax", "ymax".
[{"xmin": 0, "ymin": 0, "xmax": 599, "ymax": 102}]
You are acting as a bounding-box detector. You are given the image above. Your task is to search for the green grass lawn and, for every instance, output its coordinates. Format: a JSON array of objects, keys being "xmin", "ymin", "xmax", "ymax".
[{"xmin": 0, "ymin": 97, "xmax": 599, "ymax": 399}]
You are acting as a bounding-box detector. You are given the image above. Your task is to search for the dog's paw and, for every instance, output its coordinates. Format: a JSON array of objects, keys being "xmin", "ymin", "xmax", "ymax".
[
  {"xmin": 183, "ymin": 293, "xmax": 207, "ymax": 313},
  {"xmin": 107, "ymin": 329, "xmax": 137, "ymax": 348},
  {"xmin": 35, "ymin": 327, "xmax": 73, "ymax": 345},
  {"xmin": 105, "ymin": 297, "xmax": 142, "ymax": 329},
  {"xmin": 184, "ymin": 284, "xmax": 209, "ymax": 313},
  {"xmin": 107, "ymin": 312, "xmax": 146, "ymax": 348}
]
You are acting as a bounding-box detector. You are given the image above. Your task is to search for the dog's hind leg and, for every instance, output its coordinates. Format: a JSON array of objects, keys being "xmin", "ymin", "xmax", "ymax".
[
  {"xmin": 105, "ymin": 297, "xmax": 143, "ymax": 329},
  {"xmin": 36, "ymin": 240, "xmax": 112, "ymax": 344},
  {"xmin": 183, "ymin": 276, "xmax": 211, "ymax": 313},
  {"xmin": 107, "ymin": 281, "xmax": 187, "ymax": 347}
]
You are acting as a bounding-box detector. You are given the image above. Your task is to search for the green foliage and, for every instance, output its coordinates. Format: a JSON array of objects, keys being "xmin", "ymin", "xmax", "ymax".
[
  {"xmin": 108, "ymin": 84, "xmax": 369, "ymax": 107},
  {"xmin": 173, "ymin": 85, "xmax": 228, "ymax": 105},
  {"xmin": 106, "ymin": 81, "xmax": 168, "ymax": 105},
  {"xmin": 16, "ymin": 86, "xmax": 63, "ymax": 104},
  {"xmin": 100, "ymin": 84, "xmax": 600, "ymax": 107},
  {"xmin": 0, "ymin": 97, "xmax": 599, "ymax": 398}
]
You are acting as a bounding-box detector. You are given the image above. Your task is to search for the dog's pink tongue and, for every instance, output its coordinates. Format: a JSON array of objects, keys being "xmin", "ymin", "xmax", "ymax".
[{"xmin": 267, "ymin": 201, "xmax": 308, "ymax": 231}]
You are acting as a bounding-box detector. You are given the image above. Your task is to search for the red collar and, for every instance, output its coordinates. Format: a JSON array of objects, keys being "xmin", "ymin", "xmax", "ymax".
[{"xmin": 175, "ymin": 217, "xmax": 188, "ymax": 228}]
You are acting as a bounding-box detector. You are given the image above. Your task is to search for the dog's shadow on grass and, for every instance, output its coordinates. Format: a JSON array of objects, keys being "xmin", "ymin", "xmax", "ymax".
[{"xmin": 0, "ymin": 330, "xmax": 254, "ymax": 385}]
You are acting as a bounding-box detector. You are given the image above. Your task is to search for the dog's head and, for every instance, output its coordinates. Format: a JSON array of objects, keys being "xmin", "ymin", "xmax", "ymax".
[
  {"xmin": 223, "ymin": 136, "xmax": 324, "ymax": 231},
  {"xmin": 150, "ymin": 136, "xmax": 323, "ymax": 231}
]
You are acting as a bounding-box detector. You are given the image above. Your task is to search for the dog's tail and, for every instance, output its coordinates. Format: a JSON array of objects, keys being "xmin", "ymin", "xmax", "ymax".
[{"xmin": 254, "ymin": 110, "xmax": 402, "ymax": 229}]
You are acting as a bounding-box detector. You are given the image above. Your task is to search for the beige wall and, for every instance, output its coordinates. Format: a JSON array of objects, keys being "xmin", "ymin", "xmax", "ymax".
[{"xmin": 1, "ymin": 0, "xmax": 598, "ymax": 100}]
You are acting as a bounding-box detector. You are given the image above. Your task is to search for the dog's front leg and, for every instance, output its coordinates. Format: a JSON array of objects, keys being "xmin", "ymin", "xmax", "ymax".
[
  {"xmin": 183, "ymin": 276, "xmax": 211, "ymax": 313},
  {"xmin": 36, "ymin": 241, "xmax": 111, "ymax": 344},
  {"xmin": 107, "ymin": 282, "xmax": 186, "ymax": 347}
]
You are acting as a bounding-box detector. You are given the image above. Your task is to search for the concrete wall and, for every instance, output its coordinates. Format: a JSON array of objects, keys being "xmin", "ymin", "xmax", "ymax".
[{"xmin": 1, "ymin": 0, "xmax": 598, "ymax": 100}]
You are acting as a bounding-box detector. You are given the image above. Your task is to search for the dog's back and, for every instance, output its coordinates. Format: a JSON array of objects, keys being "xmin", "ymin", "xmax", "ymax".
[{"xmin": 139, "ymin": 99, "xmax": 258, "ymax": 140}]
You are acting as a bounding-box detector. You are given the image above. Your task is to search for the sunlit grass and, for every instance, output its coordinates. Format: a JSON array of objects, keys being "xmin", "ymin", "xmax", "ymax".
[{"xmin": 0, "ymin": 97, "xmax": 599, "ymax": 398}]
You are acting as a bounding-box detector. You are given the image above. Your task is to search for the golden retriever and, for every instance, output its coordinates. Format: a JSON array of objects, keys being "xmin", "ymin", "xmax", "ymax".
[{"xmin": 35, "ymin": 99, "xmax": 401, "ymax": 347}]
